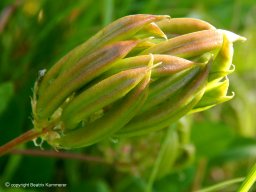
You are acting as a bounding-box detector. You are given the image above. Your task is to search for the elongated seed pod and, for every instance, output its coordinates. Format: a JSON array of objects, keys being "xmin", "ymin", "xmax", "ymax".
[
  {"xmin": 148, "ymin": 65, "xmax": 203, "ymax": 99},
  {"xmin": 107, "ymin": 54, "xmax": 196, "ymax": 77},
  {"xmin": 117, "ymin": 63, "xmax": 209, "ymax": 137},
  {"xmin": 59, "ymin": 15, "xmax": 169, "ymax": 72},
  {"xmin": 117, "ymin": 90, "xmax": 204, "ymax": 137},
  {"xmin": 36, "ymin": 41, "xmax": 137, "ymax": 120},
  {"xmin": 141, "ymin": 30, "xmax": 223, "ymax": 59},
  {"xmin": 135, "ymin": 22, "xmax": 167, "ymax": 39},
  {"xmin": 62, "ymin": 67, "xmax": 150, "ymax": 130},
  {"xmin": 53, "ymin": 74, "xmax": 151, "ymax": 149},
  {"xmin": 156, "ymin": 18, "xmax": 215, "ymax": 36},
  {"xmin": 123, "ymin": 38, "xmax": 156, "ymax": 57},
  {"xmin": 140, "ymin": 66, "xmax": 201, "ymax": 113},
  {"xmin": 38, "ymin": 14, "xmax": 169, "ymax": 95}
]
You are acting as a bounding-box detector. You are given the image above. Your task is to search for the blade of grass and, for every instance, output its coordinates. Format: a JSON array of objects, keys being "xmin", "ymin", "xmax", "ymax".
[
  {"xmin": 146, "ymin": 124, "xmax": 177, "ymax": 192},
  {"xmin": 238, "ymin": 162, "xmax": 256, "ymax": 192},
  {"xmin": 1, "ymin": 145, "xmax": 24, "ymax": 182},
  {"xmin": 21, "ymin": 0, "xmax": 92, "ymax": 71},
  {"xmin": 102, "ymin": 0, "xmax": 114, "ymax": 26},
  {"xmin": 196, "ymin": 177, "xmax": 244, "ymax": 192}
]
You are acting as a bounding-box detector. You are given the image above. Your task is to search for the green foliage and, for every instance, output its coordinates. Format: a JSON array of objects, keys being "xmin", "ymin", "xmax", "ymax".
[
  {"xmin": 0, "ymin": 0, "xmax": 255, "ymax": 191},
  {"xmin": 191, "ymin": 121, "xmax": 234, "ymax": 158},
  {"xmin": 0, "ymin": 82, "xmax": 14, "ymax": 115}
]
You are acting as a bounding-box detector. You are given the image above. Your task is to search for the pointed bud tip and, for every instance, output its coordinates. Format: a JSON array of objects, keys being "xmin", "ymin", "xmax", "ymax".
[
  {"xmin": 218, "ymin": 29, "xmax": 247, "ymax": 42},
  {"xmin": 155, "ymin": 15, "xmax": 171, "ymax": 20}
]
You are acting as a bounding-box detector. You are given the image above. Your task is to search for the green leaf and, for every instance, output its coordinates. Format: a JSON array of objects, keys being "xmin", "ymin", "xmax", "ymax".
[
  {"xmin": 213, "ymin": 137, "xmax": 256, "ymax": 163},
  {"xmin": 154, "ymin": 167, "xmax": 196, "ymax": 192},
  {"xmin": 191, "ymin": 121, "xmax": 235, "ymax": 158},
  {"xmin": 70, "ymin": 179, "xmax": 110, "ymax": 192},
  {"xmin": 114, "ymin": 176, "xmax": 147, "ymax": 192},
  {"xmin": 11, "ymin": 155, "xmax": 55, "ymax": 184}
]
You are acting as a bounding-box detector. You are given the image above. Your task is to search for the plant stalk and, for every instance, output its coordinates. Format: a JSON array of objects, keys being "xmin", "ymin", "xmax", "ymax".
[
  {"xmin": 10, "ymin": 149, "xmax": 110, "ymax": 164},
  {"xmin": 0, "ymin": 128, "xmax": 49, "ymax": 157}
]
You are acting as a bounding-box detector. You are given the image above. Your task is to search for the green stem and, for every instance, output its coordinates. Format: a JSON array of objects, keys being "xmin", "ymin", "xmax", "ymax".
[
  {"xmin": 238, "ymin": 162, "xmax": 256, "ymax": 192},
  {"xmin": 192, "ymin": 158, "xmax": 208, "ymax": 191},
  {"xmin": 146, "ymin": 125, "xmax": 177, "ymax": 192},
  {"xmin": 196, "ymin": 177, "xmax": 244, "ymax": 192}
]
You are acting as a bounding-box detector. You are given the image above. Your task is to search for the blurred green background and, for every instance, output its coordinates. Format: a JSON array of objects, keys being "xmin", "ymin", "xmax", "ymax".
[{"xmin": 0, "ymin": 0, "xmax": 255, "ymax": 191}]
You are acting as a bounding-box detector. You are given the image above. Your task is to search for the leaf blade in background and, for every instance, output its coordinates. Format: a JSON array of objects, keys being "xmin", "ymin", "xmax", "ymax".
[
  {"xmin": 191, "ymin": 121, "xmax": 235, "ymax": 158},
  {"xmin": 0, "ymin": 81, "xmax": 14, "ymax": 115}
]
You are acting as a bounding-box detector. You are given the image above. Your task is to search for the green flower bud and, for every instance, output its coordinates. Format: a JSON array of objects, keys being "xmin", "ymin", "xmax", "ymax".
[{"xmin": 31, "ymin": 14, "xmax": 245, "ymax": 149}]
